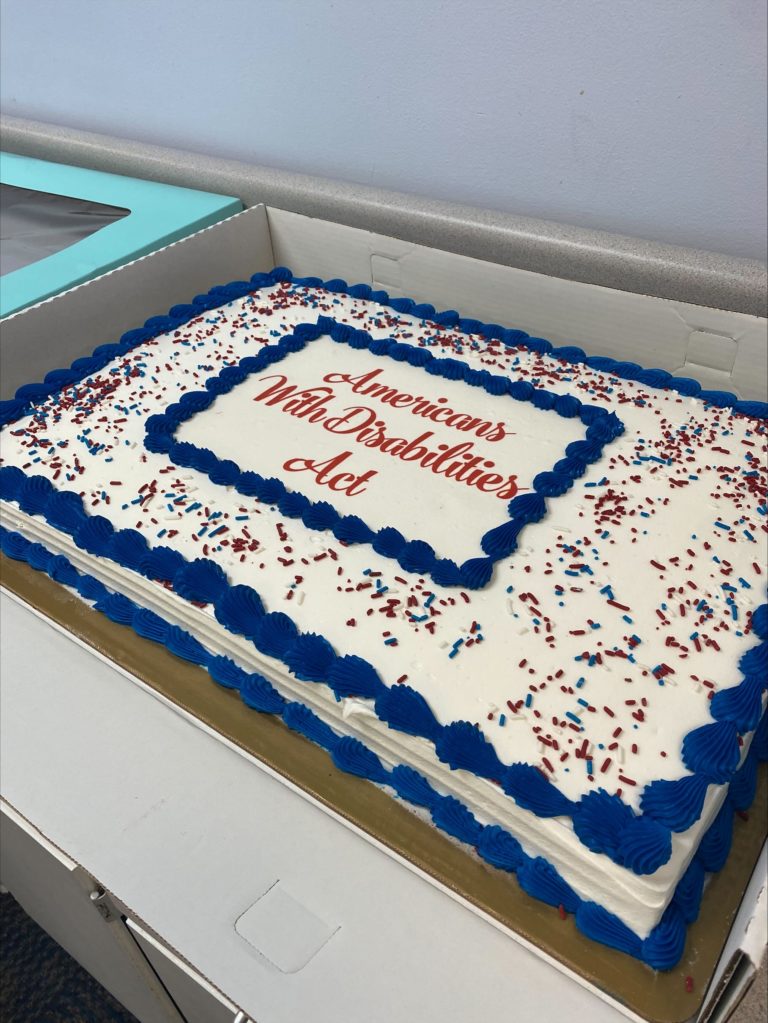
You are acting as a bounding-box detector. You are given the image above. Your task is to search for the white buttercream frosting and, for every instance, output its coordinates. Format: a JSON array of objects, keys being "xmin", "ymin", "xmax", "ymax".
[{"xmin": 1, "ymin": 279, "xmax": 765, "ymax": 940}]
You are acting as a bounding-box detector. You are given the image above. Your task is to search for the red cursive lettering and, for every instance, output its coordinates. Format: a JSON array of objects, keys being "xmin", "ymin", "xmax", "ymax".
[{"xmin": 283, "ymin": 451, "xmax": 378, "ymax": 497}]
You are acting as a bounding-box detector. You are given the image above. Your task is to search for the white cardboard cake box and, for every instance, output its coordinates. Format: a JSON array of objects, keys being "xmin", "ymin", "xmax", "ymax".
[{"xmin": 1, "ymin": 203, "xmax": 766, "ymax": 1023}]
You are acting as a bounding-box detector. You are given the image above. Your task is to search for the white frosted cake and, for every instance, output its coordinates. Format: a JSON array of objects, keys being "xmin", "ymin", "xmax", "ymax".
[{"xmin": 1, "ymin": 268, "xmax": 765, "ymax": 970}]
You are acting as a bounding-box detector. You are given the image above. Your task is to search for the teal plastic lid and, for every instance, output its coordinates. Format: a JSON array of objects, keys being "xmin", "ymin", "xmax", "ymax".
[{"xmin": 0, "ymin": 152, "xmax": 242, "ymax": 318}]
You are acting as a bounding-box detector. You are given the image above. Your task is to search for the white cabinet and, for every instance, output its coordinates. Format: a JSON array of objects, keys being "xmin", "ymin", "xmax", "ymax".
[{"xmin": 0, "ymin": 806, "xmax": 182, "ymax": 1023}]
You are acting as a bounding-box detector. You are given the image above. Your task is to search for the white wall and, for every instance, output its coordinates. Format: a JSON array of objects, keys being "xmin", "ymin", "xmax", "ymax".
[{"xmin": 1, "ymin": 0, "xmax": 766, "ymax": 261}]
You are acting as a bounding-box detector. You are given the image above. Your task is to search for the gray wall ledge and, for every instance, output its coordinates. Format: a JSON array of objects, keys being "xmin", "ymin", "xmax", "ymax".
[{"xmin": 2, "ymin": 114, "xmax": 766, "ymax": 318}]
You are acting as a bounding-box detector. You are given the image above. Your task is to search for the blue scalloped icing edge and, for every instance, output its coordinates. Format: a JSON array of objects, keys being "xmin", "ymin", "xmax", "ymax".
[
  {"xmin": 2, "ymin": 265, "xmax": 766, "ymax": 430},
  {"xmin": 143, "ymin": 314, "xmax": 624, "ymax": 590},
  {"xmin": 0, "ymin": 266, "xmax": 766, "ymax": 875},
  {"xmin": 2, "ymin": 457, "xmax": 766, "ymax": 880},
  {"xmin": 1, "ymin": 522, "xmax": 765, "ymax": 971}
]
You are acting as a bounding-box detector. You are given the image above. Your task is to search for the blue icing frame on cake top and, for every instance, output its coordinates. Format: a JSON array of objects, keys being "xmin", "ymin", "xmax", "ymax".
[
  {"xmin": 0, "ymin": 522, "xmax": 765, "ymax": 971},
  {"xmin": 1, "ymin": 266, "xmax": 767, "ymax": 967},
  {"xmin": 142, "ymin": 315, "xmax": 624, "ymax": 590}
]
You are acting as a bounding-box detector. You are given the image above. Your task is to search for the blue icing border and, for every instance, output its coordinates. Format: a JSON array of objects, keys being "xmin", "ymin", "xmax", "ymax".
[
  {"xmin": 2, "ymin": 458, "xmax": 766, "ymax": 881},
  {"xmin": 142, "ymin": 315, "xmax": 624, "ymax": 591},
  {"xmin": 1, "ymin": 266, "xmax": 766, "ymax": 876},
  {"xmin": 1, "ymin": 522, "xmax": 765, "ymax": 971},
  {"xmin": 2, "ymin": 266, "xmax": 766, "ymax": 432}
]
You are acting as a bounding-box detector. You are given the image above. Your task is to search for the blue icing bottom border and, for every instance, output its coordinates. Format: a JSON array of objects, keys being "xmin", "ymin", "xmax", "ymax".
[{"xmin": 2, "ymin": 523, "xmax": 765, "ymax": 972}]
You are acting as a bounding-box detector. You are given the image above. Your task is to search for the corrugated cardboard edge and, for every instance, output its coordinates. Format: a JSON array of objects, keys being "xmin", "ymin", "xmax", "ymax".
[{"xmin": 2, "ymin": 551, "xmax": 765, "ymax": 1023}]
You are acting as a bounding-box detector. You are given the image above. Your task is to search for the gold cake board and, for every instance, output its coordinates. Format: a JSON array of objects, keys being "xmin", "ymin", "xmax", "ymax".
[{"xmin": 2, "ymin": 552, "xmax": 765, "ymax": 1023}]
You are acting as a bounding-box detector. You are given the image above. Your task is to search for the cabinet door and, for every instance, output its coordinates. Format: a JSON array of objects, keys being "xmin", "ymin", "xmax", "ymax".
[
  {"xmin": 127, "ymin": 919, "xmax": 244, "ymax": 1023},
  {"xmin": 0, "ymin": 806, "xmax": 183, "ymax": 1023}
]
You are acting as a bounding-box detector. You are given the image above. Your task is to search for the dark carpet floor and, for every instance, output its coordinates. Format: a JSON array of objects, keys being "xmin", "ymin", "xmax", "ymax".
[{"xmin": 0, "ymin": 892, "xmax": 139, "ymax": 1023}]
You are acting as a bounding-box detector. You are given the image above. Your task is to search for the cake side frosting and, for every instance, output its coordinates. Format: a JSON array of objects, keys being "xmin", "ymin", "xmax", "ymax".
[
  {"xmin": 1, "ymin": 267, "xmax": 766, "ymax": 969},
  {"xmin": 0, "ymin": 503, "xmax": 742, "ymax": 930}
]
